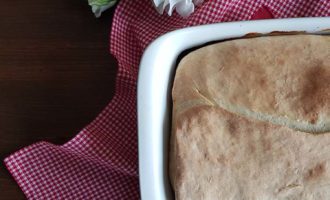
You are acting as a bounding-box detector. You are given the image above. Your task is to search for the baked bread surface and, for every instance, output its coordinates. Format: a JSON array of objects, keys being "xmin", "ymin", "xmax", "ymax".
[{"xmin": 170, "ymin": 35, "xmax": 330, "ymax": 200}]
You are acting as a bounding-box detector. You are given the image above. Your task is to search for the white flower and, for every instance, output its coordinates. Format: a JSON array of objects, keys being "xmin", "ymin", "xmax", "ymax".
[{"xmin": 152, "ymin": 0, "xmax": 203, "ymax": 18}]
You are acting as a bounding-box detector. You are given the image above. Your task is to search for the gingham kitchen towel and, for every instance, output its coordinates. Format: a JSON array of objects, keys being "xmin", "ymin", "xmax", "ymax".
[{"xmin": 4, "ymin": 0, "xmax": 330, "ymax": 199}]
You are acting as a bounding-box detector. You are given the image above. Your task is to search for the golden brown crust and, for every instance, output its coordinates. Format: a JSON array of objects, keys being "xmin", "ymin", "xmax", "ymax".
[
  {"xmin": 173, "ymin": 35, "xmax": 330, "ymax": 133},
  {"xmin": 170, "ymin": 35, "xmax": 330, "ymax": 200}
]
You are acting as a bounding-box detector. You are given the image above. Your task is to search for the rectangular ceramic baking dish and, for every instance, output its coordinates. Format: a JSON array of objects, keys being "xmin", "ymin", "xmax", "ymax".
[{"xmin": 138, "ymin": 17, "xmax": 330, "ymax": 200}]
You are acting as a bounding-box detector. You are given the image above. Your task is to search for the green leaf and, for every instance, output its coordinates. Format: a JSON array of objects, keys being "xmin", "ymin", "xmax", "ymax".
[{"xmin": 88, "ymin": 0, "xmax": 117, "ymax": 7}]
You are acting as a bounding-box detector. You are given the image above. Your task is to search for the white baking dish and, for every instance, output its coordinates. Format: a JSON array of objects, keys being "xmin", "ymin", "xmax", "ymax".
[{"xmin": 138, "ymin": 17, "xmax": 330, "ymax": 200}]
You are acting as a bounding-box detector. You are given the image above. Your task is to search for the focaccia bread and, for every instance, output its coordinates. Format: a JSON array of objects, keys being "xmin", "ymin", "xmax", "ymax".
[{"xmin": 170, "ymin": 35, "xmax": 330, "ymax": 200}]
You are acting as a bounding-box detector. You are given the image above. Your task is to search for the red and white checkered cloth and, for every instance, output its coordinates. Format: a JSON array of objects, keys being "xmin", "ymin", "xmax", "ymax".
[{"xmin": 4, "ymin": 0, "xmax": 330, "ymax": 199}]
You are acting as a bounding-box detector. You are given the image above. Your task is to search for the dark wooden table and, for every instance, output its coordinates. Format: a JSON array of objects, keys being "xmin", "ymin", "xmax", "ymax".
[{"xmin": 0, "ymin": 1, "xmax": 117, "ymax": 199}]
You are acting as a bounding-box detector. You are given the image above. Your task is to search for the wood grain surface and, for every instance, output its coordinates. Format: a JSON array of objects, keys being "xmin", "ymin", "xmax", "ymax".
[{"xmin": 0, "ymin": 1, "xmax": 117, "ymax": 199}]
